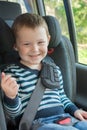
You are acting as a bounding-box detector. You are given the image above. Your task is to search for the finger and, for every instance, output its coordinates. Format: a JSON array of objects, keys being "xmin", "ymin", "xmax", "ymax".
[
  {"xmin": 1, "ymin": 73, "xmax": 12, "ymax": 83},
  {"xmin": 14, "ymin": 84, "xmax": 19, "ymax": 93},
  {"xmin": 10, "ymin": 84, "xmax": 19, "ymax": 98},
  {"xmin": 9, "ymin": 80, "xmax": 18, "ymax": 89},
  {"xmin": 83, "ymin": 112, "xmax": 87, "ymax": 119},
  {"xmin": 4, "ymin": 77, "xmax": 17, "ymax": 88},
  {"xmin": 2, "ymin": 75, "xmax": 16, "ymax": 85},
  {"xmin": 78, "ymin": 114, "xmax": 85, "ymax": 121},
  {"xmin": 1, "ymin": 76, "xmax": 17, "ymax": 92},
  {"xmin": 1, "ymin": 72, "xmax": 6, "ymax": 78}
]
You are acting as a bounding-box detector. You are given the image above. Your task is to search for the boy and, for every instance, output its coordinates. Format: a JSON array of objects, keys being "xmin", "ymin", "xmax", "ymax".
[{"xmin": 1, "ymin": 13, "xmax": 87, "ymax": 130}]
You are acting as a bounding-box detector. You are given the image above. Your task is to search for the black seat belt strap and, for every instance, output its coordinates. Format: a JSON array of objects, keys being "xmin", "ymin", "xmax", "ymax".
[{"xmin": 19, "ymin": 78, "xmax": 45, "ymax": 130}]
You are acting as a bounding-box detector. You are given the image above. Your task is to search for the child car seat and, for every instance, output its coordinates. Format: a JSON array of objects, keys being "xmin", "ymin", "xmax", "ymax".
[
  {"xmin": 0, "ymin": 1, "xmax": 22, "ymax": 26},
  {"xmin": 43, "ymin": 16, "xmax": 76, "ymax": 100},
  {"xmin": 0, "ymin": 15, "xmax": 76, "ymax": 129}
]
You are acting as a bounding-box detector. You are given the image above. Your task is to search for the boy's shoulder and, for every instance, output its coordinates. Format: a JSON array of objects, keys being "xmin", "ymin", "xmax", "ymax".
[
  {"xmin": 1, "ymin": 63, "xmax": 19, "ymax": 72},
  {"xmin": 41, "ymin": 56, "xmax": 61, "ymax": 89}
]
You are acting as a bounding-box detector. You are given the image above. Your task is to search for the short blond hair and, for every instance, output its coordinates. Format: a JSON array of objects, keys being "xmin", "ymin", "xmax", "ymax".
[{"xmin": 12, "ymin": 13, "xmax": 49, "ymax": 39}]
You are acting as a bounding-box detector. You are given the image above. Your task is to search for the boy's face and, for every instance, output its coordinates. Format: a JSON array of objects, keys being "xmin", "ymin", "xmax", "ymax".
[{"xmin": 14, "ymin": 26, "xmax": 50, "ymax": 69}]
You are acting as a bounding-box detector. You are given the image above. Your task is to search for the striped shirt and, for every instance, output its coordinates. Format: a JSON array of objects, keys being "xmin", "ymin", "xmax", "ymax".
[{"xmin": 3, "ymin": 62, "xmax": 78, "ymax": 120}]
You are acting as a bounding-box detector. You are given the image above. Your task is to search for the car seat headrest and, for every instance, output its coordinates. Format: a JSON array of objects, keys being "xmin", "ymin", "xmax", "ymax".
[
  {"xmin": 0, "ymin": 1, "xmax": 22, "ymax": 20},
  {"xmin": 0, "ymin": 1, "xmax": 22, "ymax": 26},
  {"xmin": 0, "ymin": 18, "xmax": 15, "ymax": 54},
  {"xmin": 43, "ymin": 16, "xmax": 62, "ymax": 48}
]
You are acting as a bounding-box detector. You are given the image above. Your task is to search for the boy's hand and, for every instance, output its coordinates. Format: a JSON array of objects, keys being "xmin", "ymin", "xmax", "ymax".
[
  {"xmin": 74, "ymin": 109, "xmax": 87, "ymax": 121},
  {"xmin": 1, "ymin": 72, "xmax": 19, "ymax": 99}
]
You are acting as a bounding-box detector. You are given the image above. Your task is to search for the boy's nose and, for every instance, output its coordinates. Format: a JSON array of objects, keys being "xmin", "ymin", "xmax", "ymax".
[{"xmin": 32, "ymin": 44, "xmax": 39, "ymax": 51}]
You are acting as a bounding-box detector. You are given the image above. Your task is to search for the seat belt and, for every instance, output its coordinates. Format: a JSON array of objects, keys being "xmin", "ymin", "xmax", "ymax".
[{"xmin": 19, "ymin": 78, "xmax": 45, "ymax": 130}]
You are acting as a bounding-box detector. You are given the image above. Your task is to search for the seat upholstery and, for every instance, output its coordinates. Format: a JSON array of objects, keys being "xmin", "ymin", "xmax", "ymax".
[
  {"xmin": 43, "ymin": 16, "xmax": 76, "ymax": 100},
  {"xmin": 0, "ymin": 15, "xmax": 76, "ymax": 129},
  {"xmin": 0, "ymin": 1, "xmax": 22, "ymax": 26},
  {"xmin": 0, "ymin": 17, "xmax": 19, "ymax": 67},
  {"xmin": 0, "ymin": 89, "xmax": 7, "ymax": 130}
]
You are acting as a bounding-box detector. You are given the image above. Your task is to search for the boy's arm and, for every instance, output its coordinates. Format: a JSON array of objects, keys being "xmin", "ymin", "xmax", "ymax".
[
  {"xmin": 1, "ymin": 72, "xmax": 22, "ymax": 118},
  {"xmin": 3, "ymin": 94, "xmax": 22, "ymax": 118}
]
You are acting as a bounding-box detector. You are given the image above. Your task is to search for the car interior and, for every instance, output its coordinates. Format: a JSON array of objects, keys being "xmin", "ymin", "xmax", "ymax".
[
  {"xmin": 0, "ymin": 1, "xmax": 22, "ymax": 26},
  {"xmin": 0, "ymin": 0, "xmax": 87, "ymax": 130}
]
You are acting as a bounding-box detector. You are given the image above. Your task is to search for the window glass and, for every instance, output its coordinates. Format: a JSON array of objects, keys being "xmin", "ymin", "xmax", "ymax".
[
  {"xmin": 44, "ymin": 0, "xmax": 69, "ymax": 38},
  {"xmin": 72, "ymin": 0, "xmax": 87, "ymax": 64},
  {"xmin": 44, "ymin": 0, "xmax": 87, "ymax": 64}
]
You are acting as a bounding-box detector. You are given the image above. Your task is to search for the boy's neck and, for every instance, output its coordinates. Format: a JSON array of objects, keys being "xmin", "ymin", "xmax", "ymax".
[{"xmin": 20, "ymin": 61, "xmax": 42, "ymax": 70}]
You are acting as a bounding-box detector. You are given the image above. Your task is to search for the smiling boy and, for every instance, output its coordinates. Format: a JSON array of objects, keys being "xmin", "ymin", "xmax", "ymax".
[{"xmin": 1, "ymin": 13, "xmax": 87, "ymax": 130}]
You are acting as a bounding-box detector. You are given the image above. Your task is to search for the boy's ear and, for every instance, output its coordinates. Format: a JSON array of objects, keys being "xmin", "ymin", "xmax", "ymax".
[
  {"xmin": 47, "ymin": 35, "xmax": 51, "ymax": 45},
  {"xmin": 48, "ymin": 35, "xmax": 51, "ymax": 41},
  {"xmin": 14, "ymin": 44, "xmax": 18, "ymax": 51}
]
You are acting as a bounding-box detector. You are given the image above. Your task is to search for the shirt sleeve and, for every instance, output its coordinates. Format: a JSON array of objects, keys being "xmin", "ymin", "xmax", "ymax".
[
  {"xmin": 2, "ymin": 65, "xmax": 22, "ymax": 118},
  {"xmin": 3, "ymin": 94, "xmax": 22, "ymax": 118}
]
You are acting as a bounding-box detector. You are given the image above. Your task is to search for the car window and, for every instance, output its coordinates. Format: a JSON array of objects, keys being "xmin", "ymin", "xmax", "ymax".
[
  {"xmin": 44, "ymin": 0, "xmax": 69, "ymax": 38},
  {"xmin": 44, "ymin": 0, "xmax": 87, "ymax": 65},
  {"xmin": 72, "ymin": 0, "xmax": 87, "ymax": 64}
]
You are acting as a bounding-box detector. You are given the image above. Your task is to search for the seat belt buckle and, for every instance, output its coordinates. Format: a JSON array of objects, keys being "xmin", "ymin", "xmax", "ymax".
[{"xmin": 54, "ymin": 117, "xmax": 71, "ymax": 125}]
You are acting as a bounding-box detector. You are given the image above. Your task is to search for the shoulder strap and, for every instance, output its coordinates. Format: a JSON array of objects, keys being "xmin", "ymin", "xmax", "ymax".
[
  {"xmin": 19, "ymin": 78, "xmax": 45, "ymax": 130},
  {"xmin": 41, "ymin": 56, "xmax": 60, "ymax": 89}
]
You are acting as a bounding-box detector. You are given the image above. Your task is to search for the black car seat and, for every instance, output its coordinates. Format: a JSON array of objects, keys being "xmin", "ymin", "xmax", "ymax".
[
  {"xmin": 43, "ymin": 16, "xmax": 76, "ymax": 101},
  {"xmin": 0, "ymin": 1, "xmax": 22, "ymax": 27},
  {"xmin": 0, "ymin": 15, "xmax": 76, "ymax": 130}
]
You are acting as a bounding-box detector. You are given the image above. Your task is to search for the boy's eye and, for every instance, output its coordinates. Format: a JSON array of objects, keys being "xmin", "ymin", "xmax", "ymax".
[
  {"xmin": 24, "ymin": 43, "xmax": 30, "ymax": 46},
  {"xmin": 38, "ymin": 41, "xmax": 45, "ymax": 45}
]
